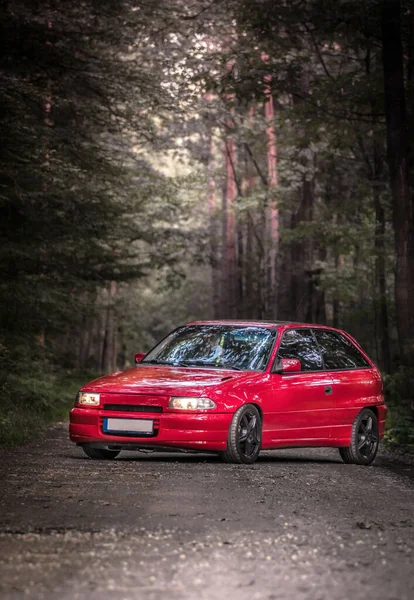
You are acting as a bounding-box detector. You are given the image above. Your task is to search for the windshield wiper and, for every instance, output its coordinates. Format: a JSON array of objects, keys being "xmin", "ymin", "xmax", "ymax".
[
  {"xmin": 141, "ymin": 359, "xmax": 170, "ymax": 365},
  {"xmin": 219, "ymin": 362, "xmax": 243, "ymax": 371},
  {"xmin": 174, "ymin": 360, "xmax": 242, "ymax": 371}
]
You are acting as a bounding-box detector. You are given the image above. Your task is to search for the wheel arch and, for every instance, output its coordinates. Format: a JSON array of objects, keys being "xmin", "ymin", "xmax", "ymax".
[
  {"xmin": 367, "ymin": 405, "xmax": 378, "ymax": 418},
  {"xmin": 250, "ymin": 402, "xmax": 263, "ymax": 421}
]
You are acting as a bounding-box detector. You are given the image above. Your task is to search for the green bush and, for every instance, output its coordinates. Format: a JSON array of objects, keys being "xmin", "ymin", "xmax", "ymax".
[
  {"xmin": 383, "ymin": 368, "xmax": 414, "ymax": 451},
  {"xmin": 0, "ymin": 364, "xmax": 97, "ymax": 447}
]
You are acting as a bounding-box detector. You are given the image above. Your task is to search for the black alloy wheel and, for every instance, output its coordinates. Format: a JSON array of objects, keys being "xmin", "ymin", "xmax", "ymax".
[
  {"xmin": 82, "ymin": 446, "xmax": 120, "ymax": 460},
  {"xmin": 339, "ymin": 408, "xmax": 379, "ymax": 465},
  {"xmin": 221, "ymin": 404, "xmax": 262, "ymax": 464}
]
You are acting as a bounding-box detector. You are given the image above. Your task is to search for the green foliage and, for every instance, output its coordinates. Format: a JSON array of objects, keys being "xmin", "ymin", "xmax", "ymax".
[
  {"xmin": 0, "ymin": 0, "xmax": 187, "ymax": 355},
  {"xmin": 383, "ymin": 369, "xmax": 414, "ymax": 451},
  {"xmin": 0, "ymin": 364, "xmax": 95, "ymax": 447}
]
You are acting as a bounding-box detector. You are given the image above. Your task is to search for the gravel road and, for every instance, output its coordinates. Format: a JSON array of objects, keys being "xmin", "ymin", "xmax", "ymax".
[{"xmin": 0, "ymin": 423, "xmax": 413, "ymax": 600}]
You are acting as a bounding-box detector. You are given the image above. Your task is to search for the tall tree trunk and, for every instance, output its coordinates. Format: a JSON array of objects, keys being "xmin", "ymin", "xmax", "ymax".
[
  {"xmin": 220, "ymin": 61, "xmax": 239, "ymax": 319},
  {"xmin": 289, "ymin": 173, "xmax": 315, "ymax": 322},
  {"xmin": 332, "ymin": 251, "xmax": 340, "ymax": 329},
  {"xmin": 381, "ymin": 0, "xmax": 414, "ymax": 361},
  {"xmin": 118, "ymin": 325, "xmax": 127, "ymax": 371},
  {"xmin": 220, "ymin": 179, "xmax": 228, "ymax": 317},
  {"xmin": 244, "ymin": 213, "xmax": 254, "ymax": 317},
  {"xmin": 236, "ymin": 207, "xmax": 245, "ymax": 317},
  {"xmin": 37, "ymin": 18, "xmax": 54, "ymax": 351},
  {"xmin": 364, "ymin": 46, "xmax": 391, "ymax": 370},
  {"xmin": 207, "ymin": 132, "xmax": 220, "ymax": 318},
  {"xmin": 223, "ymin": 132, "xmax": 238, "ymax": 318},
  {"xmin": 101, "ymin": 281, "xmax": 117, "ymax": 373},
  {"xmin": 112, "ymin": 323, "xmax": 118, "ymax": 372},
  {"xmin": 78, "ymin": 314, "xmax": 89, "ymax": 368},
  {"xmin": 242, "ymin": 114, "xmax": 257, "ymax": 318},
  {"xmin": 262, "ymin": 53, "xmax": 279, "ymax": 318},
  {"xmin": 372, "ymin": 136, "xmax": 391, "ymax": 371},
  {"xmin": 313, "ymin": 254, "xmax": 326, "ymax": 324}
]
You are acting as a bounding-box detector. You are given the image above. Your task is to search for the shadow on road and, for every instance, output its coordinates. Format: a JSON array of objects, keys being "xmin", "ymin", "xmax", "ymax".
[
  {"xmin": 64, "ymin": 449, "xmax": 414, "ymax": 478},
  {"xmin": 65, "ymin": 450, "xmax": 343, "ymax": 464}
]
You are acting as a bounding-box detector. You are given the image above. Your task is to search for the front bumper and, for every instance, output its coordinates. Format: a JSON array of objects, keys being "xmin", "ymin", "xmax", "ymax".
[{"xmin": 69, "ymin": 407, "xmax": 232, "ymax": 452}]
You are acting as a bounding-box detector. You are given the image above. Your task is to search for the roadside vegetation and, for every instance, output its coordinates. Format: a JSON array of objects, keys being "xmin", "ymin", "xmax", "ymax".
[
  {"xmin": 0, "ymin": 345, "xmax": 97, "ymax": 447},
  {"xmin": 383, "ymin": 372, "xmax": 414, "ymax": 452}
]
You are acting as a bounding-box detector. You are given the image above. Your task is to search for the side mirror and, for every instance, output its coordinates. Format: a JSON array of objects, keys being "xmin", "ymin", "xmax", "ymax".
[
  {"xmin": 272, "ymin": 357, "xmax": 301, "ymax": 374},
  {"xmin": 135, "ymin": 352, "xmax": 146, "ymax": 364}
]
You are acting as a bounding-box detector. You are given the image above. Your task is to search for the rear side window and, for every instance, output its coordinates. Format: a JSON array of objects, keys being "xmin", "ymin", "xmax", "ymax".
[
  {"xmin": 277, "ymin": 329, "xmax": 323, "ymax": 371},
  {"xmin": 313, "ymin": 330, "xmax": 370, "ymax": 370}
]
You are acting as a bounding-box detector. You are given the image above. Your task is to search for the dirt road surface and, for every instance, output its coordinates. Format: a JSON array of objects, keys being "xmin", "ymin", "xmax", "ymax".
[{"xmin": 0, "ymin": 423, "xmax": 413, "ymax": 600}]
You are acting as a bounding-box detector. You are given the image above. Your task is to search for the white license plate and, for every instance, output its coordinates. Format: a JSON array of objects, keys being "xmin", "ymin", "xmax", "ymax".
[{"xmin": 103, "ymin": 418, "xmax": 154, "ymax": 435}]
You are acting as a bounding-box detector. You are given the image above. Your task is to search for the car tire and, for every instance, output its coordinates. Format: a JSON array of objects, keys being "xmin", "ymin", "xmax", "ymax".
[
  {"xmin": 221, "ymin": 404, "xmax": 262, "ymax": 464},
  {"xmin": 339, "ymin": 408, "xmax": 379, "ymax": 466},
  {"xmin": 82, "ymin": 446, "xmax": 120, "ymax": 460}
]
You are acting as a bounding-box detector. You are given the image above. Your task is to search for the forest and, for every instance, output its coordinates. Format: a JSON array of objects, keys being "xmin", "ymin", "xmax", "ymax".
[{"xmin": 1, "ymin": 0, "xmax": 413, "ymax": 448}]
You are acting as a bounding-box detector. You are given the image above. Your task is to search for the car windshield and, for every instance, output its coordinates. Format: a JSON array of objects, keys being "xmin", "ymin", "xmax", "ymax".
[{"xmin": 142, "ymin": 325, "xmax": 277, "ymax": 372}]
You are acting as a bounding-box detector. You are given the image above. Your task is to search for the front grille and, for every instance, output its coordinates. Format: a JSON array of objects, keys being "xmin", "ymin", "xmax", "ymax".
[{"xmin": 103, "ymin": 404, "xmax": 163, "ymax": 413}]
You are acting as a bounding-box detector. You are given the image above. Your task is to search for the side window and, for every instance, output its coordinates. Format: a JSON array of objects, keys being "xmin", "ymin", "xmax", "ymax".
[
  {"xmin": 277, "ymin": 329, "xmax": 323, "ymax": 371},
  {"xmin": 313, "ymin": 330, "xmax": 370, "ymax": 370}
]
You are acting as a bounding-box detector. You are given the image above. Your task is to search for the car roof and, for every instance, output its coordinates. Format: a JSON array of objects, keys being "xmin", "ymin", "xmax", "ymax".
[{"xmin": 185, "ymin": 320, "xmax": 324, "ymax": 329}]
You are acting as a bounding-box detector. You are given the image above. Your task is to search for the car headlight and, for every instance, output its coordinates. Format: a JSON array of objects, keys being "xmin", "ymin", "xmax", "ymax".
[
  {"xmin": 168, "ymin": 397, "xmax": 216, "ymax": 410},
  {"xmin": 77, "ymin": 392, "xmax": 100, "ymax": 407}
]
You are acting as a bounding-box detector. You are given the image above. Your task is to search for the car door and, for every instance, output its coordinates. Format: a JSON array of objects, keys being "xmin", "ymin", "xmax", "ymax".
[
  {"xmin": 312, "ymin": 329, "xmax": 382, "ymax": 444},
  {"xmin": 266, "ymin": 328, "xmax": 335, "ymax": 445}
]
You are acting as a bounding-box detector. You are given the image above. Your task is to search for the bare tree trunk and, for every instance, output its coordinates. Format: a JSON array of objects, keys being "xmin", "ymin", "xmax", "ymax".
[
  {"xmin": 382, "ymin": 0, "xmax": 414, "ymax": 362},
  {"xmin": 262, "ymin": 53, "xmax": 279, "ymax": 317},
  {"xmin": 112, "ymin": 324, "xmax": 118, "ymax": 372},
  {"xmin": 362, "ymin": 47, "xmax": 391, "ymax": 370},
  {"xmin": 245, "ymin": 214, "xmax": 254, "ymax": 317},
  {"xmin": 237, "ymin": 210, "xmax": 244, "ymax": 317},
  {"xmin": 37, "ymin": 19, "xmax": 54, "ymax": 351},
  {"xmin": 81, "ymin": 320, "xmax": 93, "ymax": 368},
  {"xmin": 78, "ymin": 315, "xmax": 89, "ymax": 368},
  {"xmin": 333, "ymin": 251, "xmax": 340, "ymax": 329},
  {"xmin": 118, "ymin": 325, "xmax": 127, "ymax": 371},
  {"xmin": 313, "ymin": 257, "xmax": 327, "ymax": 324},
  {"xmin": 220, "ymin": 179, "xmax": 228, "ymax": 318},
  {"xmin": 242, "ymin": 112, "xmax": 257, "ymax": 318},
  {"xmin": 289, "ymin": 173, "xmax": 315, "ymax": 322},
  {"xmin": 101, "ymin": 281, "xmax": 117, "ymax": 373},
  {"xmin": 96, "ymin": 312, "xmax": 104, "ymax": 372},
  {"xmin": 224, "ymin": 132, "xmax": 238, "ymax": 318},
  {"xmin": 207, "ymin": 132, "xmax": 221, "ymax": 318},
  {"xmin": 372, "ymin": 136, "xmax": 391, "ymax": 371}
]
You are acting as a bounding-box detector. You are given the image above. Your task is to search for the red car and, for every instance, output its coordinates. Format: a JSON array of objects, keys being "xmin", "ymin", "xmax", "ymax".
[{"xmin": 69, "ymin": 321, "xmax": 386, "ymax": 465}]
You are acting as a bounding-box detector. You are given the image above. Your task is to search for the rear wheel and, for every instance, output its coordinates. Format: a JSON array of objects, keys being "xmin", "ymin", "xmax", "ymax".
[
  {"xmin": 82, "ymin": 446, "xmax": 120, "ymax": 460},
  {"xmin": 339, "ymin": 408, "xmax": 379, "ymax": 466},
  {"xmin": 221, "ymin": 404, "xmax": 262, "ymax": 464}
]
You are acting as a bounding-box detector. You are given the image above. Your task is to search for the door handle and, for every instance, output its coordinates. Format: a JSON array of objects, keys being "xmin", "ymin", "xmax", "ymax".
[{"xmin": 324, "ymin": 385, "xmax": 333, "ymax": 395}]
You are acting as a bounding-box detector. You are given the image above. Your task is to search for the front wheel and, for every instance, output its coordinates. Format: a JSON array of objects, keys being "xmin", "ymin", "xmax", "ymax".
[
  {"xmin": 339, "ymin": 408, "xmax": 379, "ymax": 466},
  {"xmin": 82, "ymin": 446, "xmax": 120, "ymax": 460},
  {"xmin": 221, "ymin": 404, "xmax": 262, "ymax": 464}
]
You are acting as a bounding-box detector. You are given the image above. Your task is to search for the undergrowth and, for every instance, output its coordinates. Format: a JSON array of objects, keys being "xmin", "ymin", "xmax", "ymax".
[
  {"xmin": 383, "ymin": 368, "xmax": 414, "ymax": 453},
  {"xmin": 0, "ymin": 364, "xmax": 97, "ymax": 448}
]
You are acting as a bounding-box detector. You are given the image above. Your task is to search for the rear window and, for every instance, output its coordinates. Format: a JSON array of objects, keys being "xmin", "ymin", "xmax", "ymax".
[{"xmin": 313, "ymin": 330, "xmax": 370, "ymax": 370}]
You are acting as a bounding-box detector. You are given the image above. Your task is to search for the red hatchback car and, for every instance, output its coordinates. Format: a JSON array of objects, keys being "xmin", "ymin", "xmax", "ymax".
[{"xmin": 70, "ymin": 321, "xmax": 387, "ymax": 465}]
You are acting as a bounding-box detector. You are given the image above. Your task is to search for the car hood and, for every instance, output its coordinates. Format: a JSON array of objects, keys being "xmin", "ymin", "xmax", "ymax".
[{"xmin": 82, "ymin": 365, "xmax": 249, "ymax": 396}]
